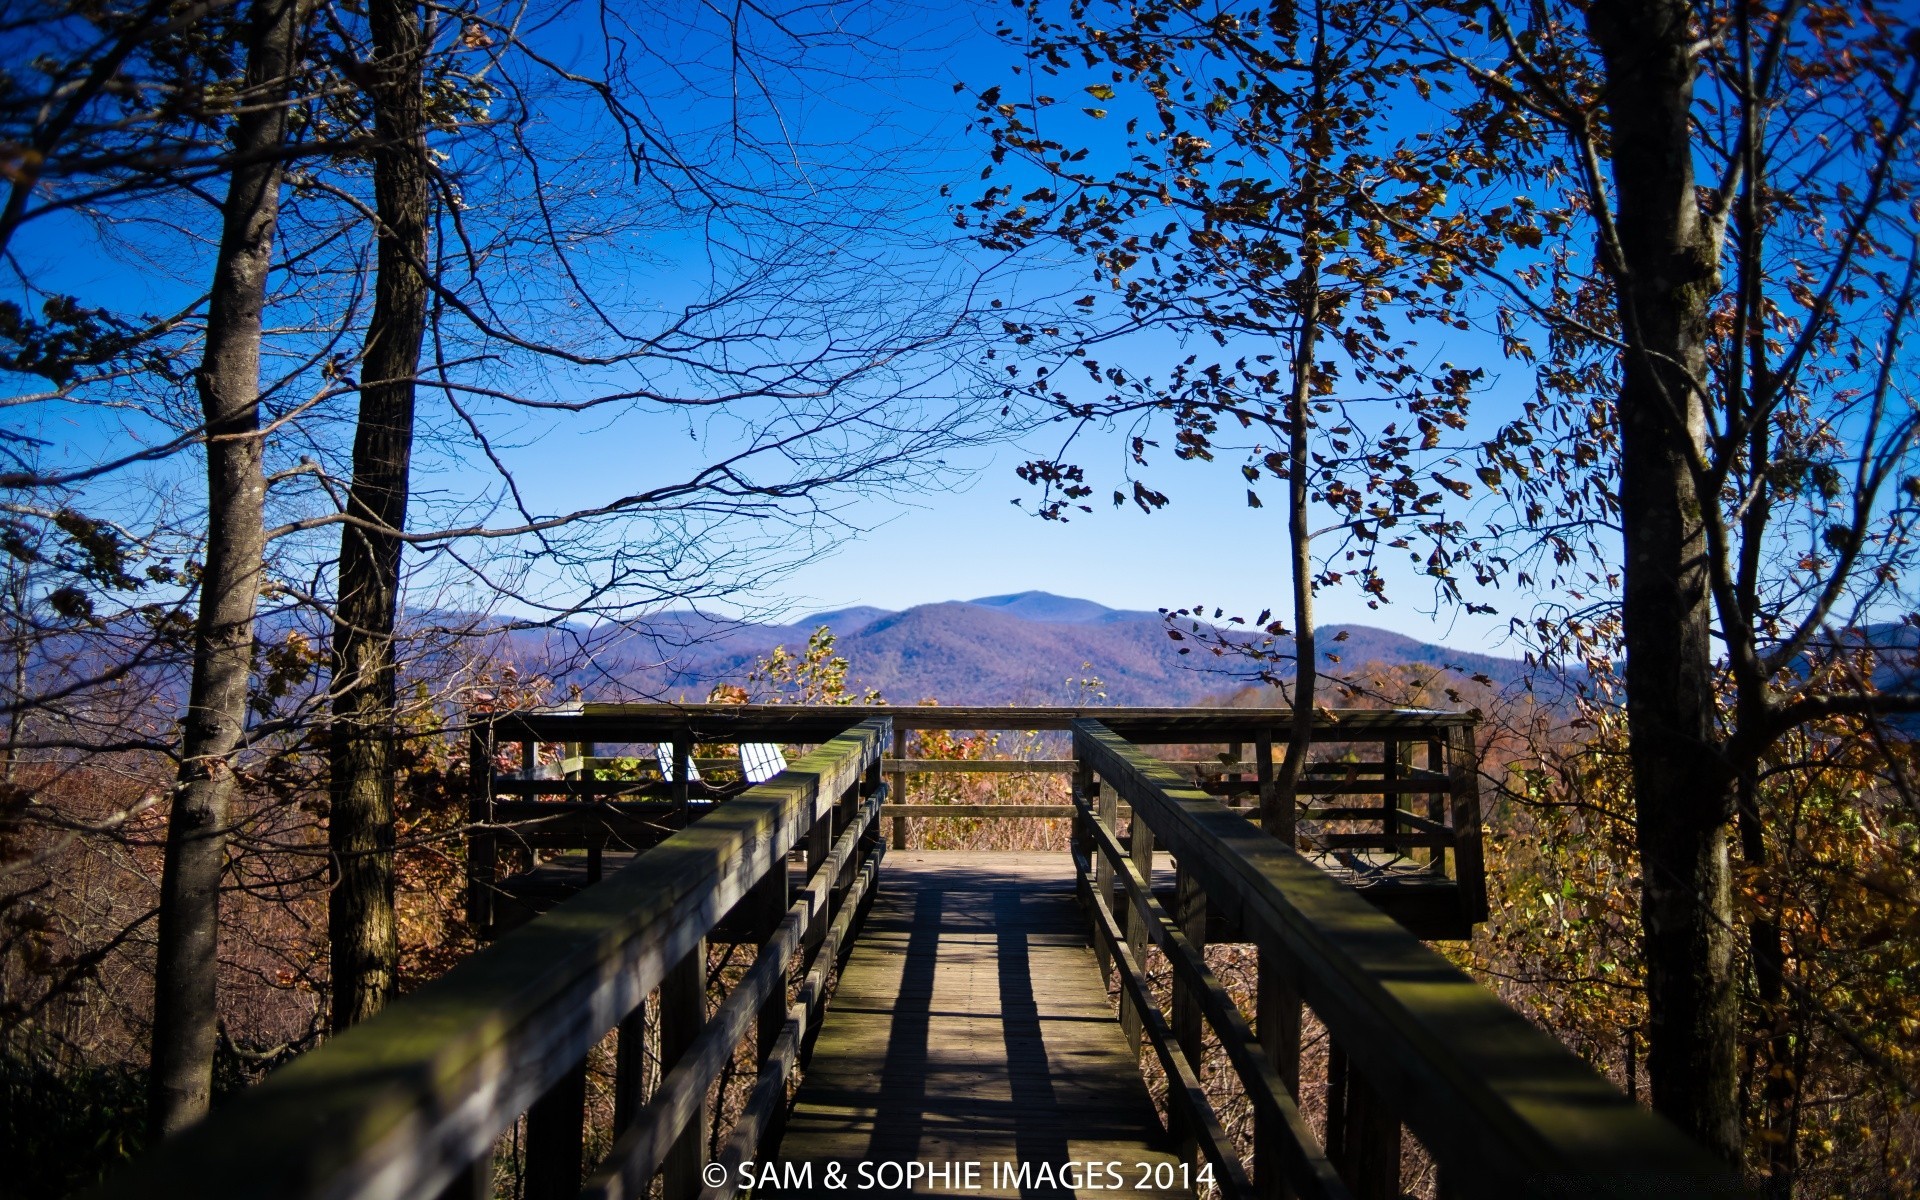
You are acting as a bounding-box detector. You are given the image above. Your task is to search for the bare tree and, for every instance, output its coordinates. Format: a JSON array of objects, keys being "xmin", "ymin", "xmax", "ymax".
[
  {"xmin": 149, "ymin": 0, "xmax": 309, "ymax": 1136},
  {"xmin": 325, "ymin": 0, "xmax": 429, "ymax": 1032},
  {"xmin": 1428, "ymin": 0, "xmax": 1920, "ymax": 1171}
]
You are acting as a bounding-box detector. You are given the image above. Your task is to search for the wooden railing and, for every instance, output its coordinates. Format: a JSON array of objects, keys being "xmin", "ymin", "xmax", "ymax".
[
  {"xmin": 97, "ymin": 718, "xmax": 891, "ymax": 1200},
  {"xmin": 1068, "ymin": 720, "xmax": 1742, "ymax": 1200},
  {"xmin": 472, "ymin": 703, "xmax": 1487, "ymax": 939}
]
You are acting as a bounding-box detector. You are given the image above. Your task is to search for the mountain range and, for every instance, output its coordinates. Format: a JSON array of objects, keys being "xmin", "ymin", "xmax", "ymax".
[{"xmin": 509, "ymin": 591, "xmax": 1539, "ymax": 706}]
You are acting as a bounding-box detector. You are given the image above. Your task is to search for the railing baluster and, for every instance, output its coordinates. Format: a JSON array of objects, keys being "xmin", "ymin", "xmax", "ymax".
[
  {"xmin": 524, "ymin": 1054, "xmax": 588, "ymax": 1200},
  {"xmin": 660, "ymin": 939, "xmax": 707, "ymax": 1200},
  {"xmin": 672, "ymin": 733, "xmax": 691, "ymax": 814},
  {"xmin": 432, "ymin": 1159, "xmax": 489, "ymax": 1200},
  {"xmin": 756, "ymin": 825, "xmax": 793, "ymax": 1161},
  {"xmin": 1340, "ymin": 1070, "xmax": 1402, "ymax": 1200},
  {"xmin": 1170, "ymin": 859, "xmax": 1207, "ymax": 1165},
  {"xmin": 1382, "ymin": 738, "xmax": 1399, "ymax": 846},
  {"xmin": 803, "ymin": 805, "xmax": 832, "ymax": 961},
  {"xmin": 1425, "ymin": 737, "xmax": 1446, "ymax": 876},
  {"xmin": 1447, "ymin": 725, "xmax": 1489, "ymax": 922},
  {"xmin": 613, "ymin": 1000, "xmax": 648, "ymax": 1136},
  {"xmin": 1324, "ymin": 1041, "xmax": 1349, "ymax": 1166},
  {"xmin": 467, "ymin": 722, "xmax": 495, "ymax": 937},
  {"xmin": 890, "ymin": 725, "xmax": 907, "ymax": 850},
  {"xmin": 1254, "ymin": 732, "xmax": 1304, "ymax": 1200},
  {"xmin": 1120, "ymin": 799, "xmax": 1155, "ymax": 1054},
  {"xmin": 1092, "ymin": 779, "xmax": 1117, "ymax": 983}
]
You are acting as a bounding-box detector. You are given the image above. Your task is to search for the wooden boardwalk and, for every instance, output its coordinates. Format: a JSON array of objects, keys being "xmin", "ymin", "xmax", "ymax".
[{"xmin": 769, "ymin": 851, "xmax": 1192, "ymax": 1198}]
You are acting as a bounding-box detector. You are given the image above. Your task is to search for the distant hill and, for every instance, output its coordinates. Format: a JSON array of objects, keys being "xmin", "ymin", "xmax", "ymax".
[{"xmin": 507, "ymin": 591, "xmax": 1540, "ymax": 706}]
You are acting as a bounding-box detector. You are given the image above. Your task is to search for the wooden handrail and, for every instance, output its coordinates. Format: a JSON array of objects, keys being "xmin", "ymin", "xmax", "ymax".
[
  {"xmin": 96, "ymin": 718, "xmax": 890, "ymax": 1200},
  {"xmin": 476, "ymin": 704, "xmax": 1489, "ymax": 937},
  {"xmin": 487, "ymin": 702, "xmax": 1473, "ymax": 743},
  {"xmin": 1071, "ymin": 719, "xmax": 1743, "ymax": 1199}
]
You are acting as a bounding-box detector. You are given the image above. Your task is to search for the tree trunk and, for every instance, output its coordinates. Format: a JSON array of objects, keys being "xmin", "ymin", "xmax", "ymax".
[
  {"xmin": 1275, "ymin": 280, "xmax": 1319, "ymax": 806},
  {"xmin": 1274, "ymin": 10, "xmax": 1328, "ymax": 810},
  {"xmin": 1588, "ymin": 0, "xmax": 1740, "ymax": 1162},
  {"xmin": 149, "ymin": 0, "xmax": 305, "ymax": 1136},
  {"xmin": 328, "ymin": 0, "xmax": 429, "ymax": 1032}
]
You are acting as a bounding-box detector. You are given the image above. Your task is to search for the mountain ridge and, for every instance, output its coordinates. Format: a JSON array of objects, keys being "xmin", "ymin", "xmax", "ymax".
[{"xmin": 516, "ymin": 591, "xmax": 1539, "ymax": 706}]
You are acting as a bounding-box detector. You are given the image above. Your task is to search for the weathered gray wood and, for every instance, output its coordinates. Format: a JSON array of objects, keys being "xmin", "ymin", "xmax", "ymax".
[
  {"xmin": 524, "ymin": 1056, "xmax": 587, "ymax": 1200},
  {"xmin": 1339, "ymin": 1069, "xmax": 1401, "ymax": 1200},
  {"xmin": 1446, "ymin": 726, "xmax": 1488, "ymax": 922},
  {"xmin": 613, "ymin": 1002, "xmax": 647, "ymax": 1136},
  {"xmin": 1121, "ymin": 808, "xmax": 1156, "ymax": 1054},
  {"xmin": 709, "ymin": 841, "xmax": 886, "ymax": 1199},
  {"xmin": 1076, "ymin": 796, "xmax": 1348, "ymax": 1200},
  {"xmin": 1092, "ymin": 781, "xmax": 1119, "ymax": 984},
  {"xmin": 1072, "ymin": 721, "xmax": 1742, "ymax": 1200},
  {"xmin": 1170, "ymin": 861, "xmax": 1206, "ymax": 1165},
  {"xmin": 890, "ymin": 726, "xmax": 907, "ymax": 850},
  {"xmin": 492, "ymin": 704, "xmax": 1474, "ymax": 747},
  {"xmin": 883, "ymin": 758, "xmax": 1077, "ymax": 773},
  {"xmin": 1426, "ymin": 738, "xmax": 1447, "ymax": 876},
  {"xmin": 467, "ymin": 725, "xmax": 495, "ymax": 934},
  {"xmin": 802, "ymin": 800, "xmax": 832, "ymax": 962},
  {"xmin": 754, "ymin": 859, "xmax": 790, "ymax": 1071},
  {"xmin": 430, "ymin": 1160, "xmax": 486, "ymax": 1200},
  {"xmin": 1083, "ymin": 861, "xmax": 1253, "ymax": 1198},
  {"xmin": 583, "ymin": 788, "xmax": 890, "ymax": 1200},
  {"xmin": 1300, "ymin": 806, "xmax": 1450, "ymax": 832},
  {"xmin": 660, "ymin": 940, "xmax": 707, "ymax": 1200},
  {"xmin": 879, "ymin": 803, "xmax": 1076, "ymax": 818},
  {"xmin": 772, "ymin": 852, "xmax": 1190, "ymax": 1197},
  {"xmin": 583, "ymin": 904, "xmax": 808, "ymax": 1200},
  {"xmin": 93, "ymin": 720, "xmax": 888, "ymax": 1200}
]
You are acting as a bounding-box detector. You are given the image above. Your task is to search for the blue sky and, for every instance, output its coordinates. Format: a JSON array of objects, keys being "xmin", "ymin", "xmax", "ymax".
[
  {"xmin": 484, "ymin": 0, "xmax": 1537, "ymax": 650},
  {"xmin": 10, "ymin": 0, "xmax": 1543, "ymax": 657}
]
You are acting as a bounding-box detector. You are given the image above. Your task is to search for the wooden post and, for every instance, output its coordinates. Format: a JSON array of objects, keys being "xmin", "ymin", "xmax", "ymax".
[
  {"xmin": 1427, "ymin": 736, "xmax": 1447, "ymax": 876},
  {"xmin": 524, "ymin": 1054, "xmax": 587, "ymax": 1200},
  {"xmin": 432, "ymin": 1160, "xmax": 489, "ymax": 1200},
  {"xmin": 755, "ymin": 846, "xmax": 791, "ymax": 1151},
  {"xmin": 1072, "ymin": 757, "xmax": 1096, "ymax": 932},
  {"xmin": 613, "ymin": 999, "xmax": 648, "ymax": 1136},
  {"xmin": 581, "ymin": 739, "xmax": 602, "ymax": 883},
  {"xmin": 1382, "ymin": 737, "xmax": 1400, "ymax": 846},
  {"xmin": 1324, "ymin": 1041, "xmax": 1349, "ymax": 1164},
  {"xmin": 890, "ymin": 724, "xmax": 907, "ymax": 850},
  {"xmin": 1255, "ymin": 733, "xmax": 1302, "ymax": 1200},
  {"xmin": 1341, "ymin": 1067, "xmax": 1403, "ymax": 1200},
  {"xmin": 1091, "ymin": 779, "xmax": 1118, "ymax": 984},
  {"xmin": 1448, "ymin": 725, "xmax": 1489, "ymax": 923},
  {"xmin": 802, "ymin": 804, "xmax": 832, "ymax": 961},
  {"xmin": 1228, "ymin": 740, "xmax": 1244, "ymax": 808},
  {"xmin": 1121, "ymin": 803, "xmax": 1156, "ymax": 1054},
  {"xmin": 1171, "ymin": 860, "xmax": 1207, "ymax": 1164},
  {"xmin": 660, "ymin": 940, "xmax": 707, "ymax": 1200},
  {"xmin": 672, "ymin": 732, "xmax": 691, "ymax": 816},
  {"xmin": 466, "ymin": 723, "xmax": 495, "ymax": 938}
]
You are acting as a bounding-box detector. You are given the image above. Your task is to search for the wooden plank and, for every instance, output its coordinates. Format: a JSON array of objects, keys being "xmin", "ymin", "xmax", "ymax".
[
  {"xmin": 467, "ymin": 725, "xmax": 495, "ymax": 934},
  {"xmin": 890, "ymin": 726, "xmax": 908, "ymax": 850},
  {"xmin": 525, "ymin": 1056, "xmax": 588, "ymax": 1200},
  {"xmin": 1082, "ymin": 861, "xmax": 1253, "ymax": 1198},
  {"xmin": 491, "ymin": 704, "xmax": 1474, "ymax": 745},
  {"xmin": 95, "ymin": 719, "xmax": 890, "ymax": 1200},
  {"xmin": 881, "ymin": 804, "xmax": 1075, "ymax": 818},
  {"xmin": 769, "ymin": 851, "xmax": 1191, "ymax": 1198},
  {"xmin": 884, "ymin": 758, "xmax": 1076, "ymax": 773},
  {"xmin": 1078, "ymin": 805, "xmax": 1347, "ymax": 1200},
  {"xmin": 1447, "ymin": 726, "xmax": 1489, "ymax": 923},
  {"xmin": 1073, "ymin": 721, "xmax": 1742, "ymax": 1200}
]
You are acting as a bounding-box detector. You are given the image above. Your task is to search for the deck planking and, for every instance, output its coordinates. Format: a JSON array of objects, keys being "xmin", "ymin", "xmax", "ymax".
[{"xmin": 767, "ymin": 851, "xmax": 1193, "ymax": 1199}]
